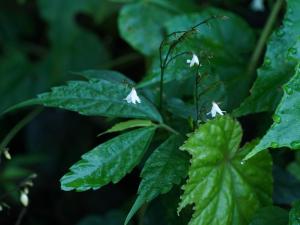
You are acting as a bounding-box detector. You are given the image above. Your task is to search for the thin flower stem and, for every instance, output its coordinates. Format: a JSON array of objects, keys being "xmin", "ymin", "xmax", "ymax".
[
  {"xmin": 0, "ymin": 108, "xmax": 42, "ymax": 155},
  {"xmin": 158, "ymin": 15, "xmax": 226, "ymax": 113},
  {"xmin": 195, "ymin": 65, "xmax": 201, "ymax": 124},
  {"xmin": 246, "ymin": 0, "xmax": 284, "ymax": 77}
]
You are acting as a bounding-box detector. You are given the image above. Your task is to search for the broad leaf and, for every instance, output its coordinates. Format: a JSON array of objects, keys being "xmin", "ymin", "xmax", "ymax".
[
  {"xmin": 125, "ymin": 135, "xmax": 189, "ymax": 224},
  {"xmin": 3, "ymin": 75, "xmax": 162, "ymax": 122},
  {"xmin": 249, "ymin": 206, "xmax": 288, "ymax": 225},
  {"xmin": 99, "ymin": 119, "xmax": 154, "ymax": 136},
  {"xmin": 60, "ymin": 127, "xmax": 156, "ymax": 191},
  {"xmin": 118, "ymin": 1, "xmax": 175, "ymax": 55},
  {"xmin": 178, "ymin": 116, "xmax": 272, "ymax": 225},
  {"xmin": 234, "ymin": 0, "xmax": 300, "ymax": 116},
  {"xmin": 37, "ymin": 0, "xmax": 111, "ymax": 83},
  {"xmin": 245, "ymin": 64, "xmax": 300, "ymax": 159},
  {"xmin": 289, "ymin": 200, "xmax": 300, "ymax": 225},
  {"xmin": 139, "ymin": 8, "xmax": 255, "ymax": 110}
]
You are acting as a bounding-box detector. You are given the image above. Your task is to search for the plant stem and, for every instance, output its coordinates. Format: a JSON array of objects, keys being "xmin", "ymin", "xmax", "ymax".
[
  {"xmin": 194, "ymin": 65, "xmax": 201, "ymax": 124},
  {"xmin": 246, "ymin": 0, "xmax": 284, "ymax": 77},
  {"xmin": 0, "ymin": 108, "xmax": 42, "ymax": 154}
]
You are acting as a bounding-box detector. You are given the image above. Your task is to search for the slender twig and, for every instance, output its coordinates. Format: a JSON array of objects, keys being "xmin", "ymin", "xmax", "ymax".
[
  {"xmin": 195, "ymin": 64, "xmax": 201, "ymax": 124},
  {"xmin": 246, "ymin": 0, "xmax": 284, "ymax": 77},
  {"xmin": 15, "ymin": 207, "xmax": 27, "ymax": 225},
  {"xmin": 158, "ymin": 15, "xmax": 227, "ymax": 112},
  {"xmin": 0, "ymin": 108, "xmax": 42, "ymax": 155}
]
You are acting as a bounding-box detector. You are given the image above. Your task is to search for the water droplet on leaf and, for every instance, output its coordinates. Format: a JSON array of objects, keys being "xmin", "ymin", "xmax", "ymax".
[
  {"xmin": 271, "ymin": 142, "xmax": 279, "ymax": 148},
  {"xmin": 276, "ymin": 29, "xmax": 284, "ymax": 37},
  {"xmin": 240, "ymin": 160, "xmax": 245, "ymax": 165},
  {"xmin": 288, "ymin": 47, "xmax": 297, "ymax": 55},
  {"xmin": 263, "ymin": 58, "xmax": 271, "ymax": 67},
  {"xmin": 272, "ymin": 114, "xmax": 281, "ymax": 124},
  {"xmin": 291, "ymin": 141, "xmax": 300, "ymax": 149},
  {"xmin": 284, "ymin": 85, "xmax": 293, "ymax": 95}
]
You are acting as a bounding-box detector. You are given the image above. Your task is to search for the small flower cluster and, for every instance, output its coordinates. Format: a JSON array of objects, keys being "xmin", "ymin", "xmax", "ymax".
[{"xmin": 123, "ymin": 52, "xmax": 225, "ymax": 118}]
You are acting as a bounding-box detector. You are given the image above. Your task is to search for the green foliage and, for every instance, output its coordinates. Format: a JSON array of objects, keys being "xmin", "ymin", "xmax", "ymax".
[
  {"xmin": 245, "ymin": 64, "xmax": 300, "ymax": 159},
  {"xmin": 125, "ymin": 135, "xmax": 189, "ymax": 224},
  {"xmin": 100, "ymin": 119, "xmax": 154, "ymax": 136},
  {"xmin": 178, "ymin": 116, "xmax": 272, "ymax": 225},
  {"xmin": 140, "ymin": 7, "xmax": 255, "ymax": 110},
  {"xmin": 3, "ymin": 74, "xmax": 162, "ymax": 122},
  {"xmin": 60, "ymin": 127, "xmax": 156, "ymax": 191},
  {"xmin": 118, "ymin": 1, "xmax": 174, "ymax": 55},
  {"xmin": 2, "ymin": 0, "xmax": 300, "ymax": 224},
  {"xmin": 249, "ymin": 206, "xmax": 288, "ymax": 225},
  {"xmin": 289, "ymin": 201, "xmax": 300, "ymax": 225},
  {"xmin": 235, "ymin": 0, "xmax": 300, "ymax": 116}
]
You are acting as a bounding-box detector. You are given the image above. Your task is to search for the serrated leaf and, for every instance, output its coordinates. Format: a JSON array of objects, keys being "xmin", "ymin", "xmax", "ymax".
[
  {"xmin": 289, "ymin": 200, "xmax": 300, "ymax": 225},
  {"xmin": 178, "ymin": 116, "xmax": 272, "ymax": 225},
  {"xmin": 118, "ymin": 1, "xmax": 174, "ymax": 55},
  {"xmin": 76, "ymin": 70, "xmax": 134, "ymax": 85},
  {"xmin": 99, "ymin": 119, "xmax": 154, "ymax": 136},
  {"xmin": 245, "ymin": 63, "xmax": 300, "ymax": 159},
  {"xmin": 234, "ymin": 0, "xmax": 300, "ymax": 116},
  {"xmin": 125, "ymin": 135, "xmax": 189, "ymax": 224},
  {"xmin": 3, "ymin": 75, "xmax": 162, "ymax": 122},
  {"xmin": 249, "ymin": 206, "xmax": 288, "ymax": 225},
  {"xmin": 60, "ymin": 127, "xmax": 156, "ymax": 191},
  {"xmin": 139, "ymin": 8, "xmax": 255, "ymax": 110}
]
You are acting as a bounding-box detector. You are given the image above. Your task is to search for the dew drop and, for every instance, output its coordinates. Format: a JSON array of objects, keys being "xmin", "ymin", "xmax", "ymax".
[
  {"xmin": 240, "ymin": 160, "xmax": 245, "ymax": 165},
  {"xmin": 284, "ymin": 85, "xmax": 293, "ymax": 95},
  {"xmin": 288, "ymin": 47, "xmax": 297, "ymax": 55},
  {"xmin": 263, "ymin": 58, "xmax": 271, "ymax": 67},
  {"xmin": 272, "ymin": 114, "xmax": 281, "ymax": 124},
  {"xmin": 291, "ymin": 141, "xmax": 300, "ymax": 149},
  {"xmin": 271, "ymin": 142, "xmax": 279, "ymax": 148},
  {"xmin": 276, "ymin": 29, "xmax": 285, "ymax": 37}
]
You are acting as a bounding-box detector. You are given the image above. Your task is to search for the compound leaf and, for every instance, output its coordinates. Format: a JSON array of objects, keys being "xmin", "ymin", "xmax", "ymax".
[{"xmin": 61, "ymin": 127, "xmax": 156, "ymax": 191}]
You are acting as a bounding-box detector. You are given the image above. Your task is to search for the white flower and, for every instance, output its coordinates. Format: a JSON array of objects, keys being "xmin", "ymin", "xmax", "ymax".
[
  {"xmin": 207, "ymin": 102, "xmax": 226, "ymax": 118},
  {"xmin": 186, "ymin": 54, "xmax": 199, "ymax": 67},
  {"xmin": 3, "ymin": 150, "xmax": 11, "ymax": 160},
  {"xmin": 124, "ymin": 88, "xmax": 141, "ymax": 104},
  {"xmin": 250, "ymin": 0, "xmax": 265, "ymax": 12},
  {"xmin": 20, "ymin": 192, "xmax": 29, "ymax": 207}
]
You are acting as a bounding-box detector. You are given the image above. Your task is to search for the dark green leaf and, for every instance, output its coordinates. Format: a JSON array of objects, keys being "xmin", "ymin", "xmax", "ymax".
[
  {"xmin": 61, "ymin": 127, "xmax": 156, "ymax": 191},
  {"xmin": 179, "ymin": 116, "xmax": 272, "ymax": 225},
  {"xmin": 125, "ymin": 135, "xmax": 189, "ymax": 224},
  {"xmin": 139, "ymin": 8, "xmax": 255, "ymax": 110},
  {"xmin": 245, "ymin": 63, "xmax": 300, "ymax": 159},
  {"xmin": 273, "ymin": 166, "xmax": 300, "ymax": 205},
  {"xmin": 289, "ymin": 201, "xmax": 300, "ymax": 225},
  {"xmin": 118, "ymin": 1, "xmax": 174, "ymax": 55},
  {"xmin": 3, "ymin": 75, "xmax": 162, "ymax": 122},
  {"xmin": 249, "ymin": 206, "xmax": 288, "ymax": 225},
  {"xmin": 234, "ymin": 0, "xmax": 300, "ymax": 116}
]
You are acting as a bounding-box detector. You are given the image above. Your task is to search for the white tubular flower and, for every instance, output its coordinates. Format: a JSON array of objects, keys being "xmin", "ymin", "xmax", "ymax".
[
  {"xmin": 186, "ymin": 54, "xmax": 199, "ymax": 67},
  {"xmin": 3, "ymin": 150, "xmax": 11, "ymax": 160},
  {"xmin": 20, "ymin": 192, "xmax": 29, "ymax": 207},
  {"xmin": 207, "ymin": 102, "xmax": 226, "ymax": 118},
  {"xmin": 124, "ymin": 88, "xmax": 141, "ymax": 104},
  {"xmin": 250, "ymin": 0, "xmax": 265, "ymax": 12}
]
